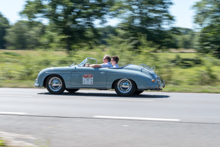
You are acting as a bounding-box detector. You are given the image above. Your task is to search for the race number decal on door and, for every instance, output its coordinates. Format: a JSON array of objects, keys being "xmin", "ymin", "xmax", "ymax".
[{"xmin": 83, "ymin": 74, "xmax": 93, "ymax": 85}]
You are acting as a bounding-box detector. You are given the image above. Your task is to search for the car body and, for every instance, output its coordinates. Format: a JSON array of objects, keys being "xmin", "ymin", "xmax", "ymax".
[{"xmin": 35, "ymin": 57, "xmax": 165, "ymax": 96}]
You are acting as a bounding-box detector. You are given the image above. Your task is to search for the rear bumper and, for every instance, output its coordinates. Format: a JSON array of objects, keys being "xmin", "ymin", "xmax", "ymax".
[
  {"xmin": 161, "ymin": 80, "xmax": 165, "ymax": 88},
  {"xmin": 156, "ymin": 76, "xmax": 165, "ymax": 89},
  {"xmin": 157, "ymin": 80, "xmax": 165, "ymax": 90},
  {"xmin": 144, "ymin": 80, "xmax": 165, "ymax": 91}
]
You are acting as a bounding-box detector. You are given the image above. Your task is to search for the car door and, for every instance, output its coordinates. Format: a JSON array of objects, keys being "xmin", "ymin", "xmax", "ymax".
[{"xmin": 71, "ymin": 67, "xmax": 108, "ymax": 88}]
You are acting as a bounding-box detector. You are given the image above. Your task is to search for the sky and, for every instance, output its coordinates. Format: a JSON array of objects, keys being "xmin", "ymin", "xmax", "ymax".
[{"xmin": 0, "ymin": 0, "xmax": 200, "ymax": 29}]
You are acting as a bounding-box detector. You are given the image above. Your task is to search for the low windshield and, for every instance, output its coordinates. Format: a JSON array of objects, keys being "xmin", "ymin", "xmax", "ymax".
[
  {"xmin": 78, "ymin": 57, "xmax": 98, "ymax": 67},
  {"xmin": 78, "ymin": 58, "xmax": 87, "ymax": 67}
]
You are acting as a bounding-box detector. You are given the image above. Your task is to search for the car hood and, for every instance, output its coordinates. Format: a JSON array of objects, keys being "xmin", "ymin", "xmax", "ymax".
[
  {"xmin": 45, "ymin": 66, "xmax": 72, "ymax": 70},
  {"xmin": 39, "ymin": 66, "xmax": 73, "ymax": 74}
]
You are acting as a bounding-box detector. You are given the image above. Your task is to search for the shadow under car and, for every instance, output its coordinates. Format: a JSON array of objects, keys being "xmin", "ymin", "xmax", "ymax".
[{"xmin": 38, "ymin": 91, "xmax": 170, "ymax": 99}]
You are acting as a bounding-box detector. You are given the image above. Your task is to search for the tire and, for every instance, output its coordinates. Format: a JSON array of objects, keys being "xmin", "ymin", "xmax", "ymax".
[
  {"xmin": 46, "ymin": 75, "xmax": 65, "ymax": 94},
  {"xmin": 66, "ymin": 89, "xmax": 79, "ymax": 93},
  {"xmin": 114, "ymin": 79, "xmax": 136, "ymax": 96},
  {"xmin": 134, "ymin": 90, "xmax": 144, "ymax": 95}
]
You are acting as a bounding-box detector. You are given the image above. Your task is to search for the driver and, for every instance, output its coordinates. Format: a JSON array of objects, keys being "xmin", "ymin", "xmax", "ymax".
[{"xmin": 88, "ymin": 55, "xmax": 113, "ymax": 68}]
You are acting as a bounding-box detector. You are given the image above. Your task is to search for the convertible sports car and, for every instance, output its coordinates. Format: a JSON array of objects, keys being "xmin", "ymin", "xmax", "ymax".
[{"xmin": 35, "ymin": 57, "xmax": 165, "ymax": 96}]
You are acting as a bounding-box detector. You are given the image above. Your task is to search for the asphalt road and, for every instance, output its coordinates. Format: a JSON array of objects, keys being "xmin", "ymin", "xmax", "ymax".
[{"xmin": 0, "ymin": 88, "xmax": 220, "ymax": 147}]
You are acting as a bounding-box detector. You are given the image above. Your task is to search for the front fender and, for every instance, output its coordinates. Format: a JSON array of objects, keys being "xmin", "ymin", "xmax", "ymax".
[{"xmin": 37, "ymin": 70, "xmax": 71, "ymax": 87}]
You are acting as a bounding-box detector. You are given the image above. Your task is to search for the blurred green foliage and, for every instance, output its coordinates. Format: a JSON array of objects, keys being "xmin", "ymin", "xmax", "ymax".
[
  {"xmin": 114, "ymin": 0, "xmax": 176, "ymax": 49},
  {"xmin": 0, "ymin": 0, "xmax": 193, "ymax": 52},
  {"xmin": 0, "ymin": 0, "xmax": 219, "ymax": 93},
  {"xmin": 0, "ymin": 0, "xmax": 219, "ymax": 60},
  {"xmin": 0, "ymin": 138, "xmax": 5, "ymax": 146},
  {"xmin": 2, "ymin": 51, "xmax": 21, "ymax": 56},
  {"xmin": 0, "ymin": 41, "xmax": 219, "ymax": 89},
  {"xmin": 20, "ymin": 0, "xmax": 119, "ymax": 52},
  {"xmin": 197, "ymin": 67, "xmax": 218, "ymax": 85},
  {"xmin": 193, "ymin": 0, "xmax": 220, "ymax": 58},
  {"xmin": 172, "ymin": 28, "xmax": 197, "ymax": 49},
  {"xmin": 0, "ymin": 13, "xmax": 9, "ymax": 49},
  {"xmin": 5, "ymin": 21, "xmax": 44, "ymax": 50}
]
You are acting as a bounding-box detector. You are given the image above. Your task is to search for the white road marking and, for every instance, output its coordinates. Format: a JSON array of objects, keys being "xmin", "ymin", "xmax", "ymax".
[
  {"xmin": 0, "ymin": 95, "xmax": 32, "ymax": 97},
  {"xmin": 86, "ymin": 98, "xmax": 152, "ymax": 102},
  {"xmin": 94, "ymin": 116, "xmax": 180, "ymax": 122},
  {"xmin": 0, "ymin": 112, "xmax": 27, "ymax": 115}
]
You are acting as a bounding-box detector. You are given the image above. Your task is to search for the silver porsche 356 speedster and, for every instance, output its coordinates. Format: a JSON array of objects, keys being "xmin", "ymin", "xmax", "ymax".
[{"xmin": 35, "ymin": 57, "xmax": 165, "ymax": 96}]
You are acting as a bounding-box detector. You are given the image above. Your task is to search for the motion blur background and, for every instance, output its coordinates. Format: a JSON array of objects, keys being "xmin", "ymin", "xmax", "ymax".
[{"xmin": 0, "ymin": 0, "xmax": 219, "ymax": 92}]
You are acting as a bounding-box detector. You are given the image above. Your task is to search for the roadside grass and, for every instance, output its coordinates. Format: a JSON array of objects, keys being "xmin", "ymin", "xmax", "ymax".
[
  {"xmin": 0, "ymin": 49, "xmax": 220, "ymax": 93},
  {"xmin": 0, "ymin": 138, "xmax": 5, "ymax": 147},
  {"xmin": 0, "ymin": 80, "xmax": 35, "ymax": 88},
  {"xmin": 0, "ymin": 137, "xmax": 49, "ymax": 147},
  {"xmin": 163, "ymin": 85, "xmax": 220, "ymax": 93}
]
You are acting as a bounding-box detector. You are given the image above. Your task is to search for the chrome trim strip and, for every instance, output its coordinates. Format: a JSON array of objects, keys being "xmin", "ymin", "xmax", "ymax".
[{"xmin": 46, "ymin": 71, "xmax": 71, "ymax": 73}]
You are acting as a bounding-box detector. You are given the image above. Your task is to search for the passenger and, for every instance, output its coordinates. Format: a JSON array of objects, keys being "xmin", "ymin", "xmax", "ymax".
[
  {"xmin": 89, "ymin": 55, "xmax": 113, "ymax": 68},
  {"xmin": 111, "ymin": 56, "xmax": 119, "ymax": 68}
]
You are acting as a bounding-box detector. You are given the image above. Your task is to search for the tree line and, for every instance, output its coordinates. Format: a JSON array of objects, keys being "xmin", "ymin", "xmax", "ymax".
[{"xmin": 0, "ymin": 0, "xmax": 219, "ymax": 58}]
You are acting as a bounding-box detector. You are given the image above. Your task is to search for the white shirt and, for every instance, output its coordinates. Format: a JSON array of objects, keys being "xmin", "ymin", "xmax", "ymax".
[
  {"xmin": 101, "ymin": 62, "xmax": 113, "ymax": 68},
  {"xmin": 113, "ymin": 64, "xmax": 119, "ymax": 68}
]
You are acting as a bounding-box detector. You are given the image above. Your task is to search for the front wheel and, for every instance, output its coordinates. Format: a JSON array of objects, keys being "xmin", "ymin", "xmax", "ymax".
[
  {"xmin": 46, "ymin": 75, "xmax": 65, "ymax": 94},
  {"xmin": 114, "ymin": 79, "xmax": 136, "ymax": 96}
]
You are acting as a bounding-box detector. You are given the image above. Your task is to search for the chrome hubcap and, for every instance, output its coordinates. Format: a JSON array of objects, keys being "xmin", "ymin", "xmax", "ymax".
[
  {"xmin": 117, "ymin": 79, "xmax": 132, "ymax": 93},
  {"xmin": 48, "ymin": 77, "xmax": 62, "ymax": 92}
]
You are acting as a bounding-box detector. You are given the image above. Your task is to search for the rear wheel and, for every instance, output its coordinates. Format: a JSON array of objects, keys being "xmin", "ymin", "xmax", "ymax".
[
  {"xmin": 114, "ymin": 79, "xmax": 136, "ymax": 96},
  {"xmin": 46, "ymin": 75, "xmax": 65, "ymax": 94},
  {"xmin": 66, "ymin": 89, "xmax": 79, "ymax": 93}
]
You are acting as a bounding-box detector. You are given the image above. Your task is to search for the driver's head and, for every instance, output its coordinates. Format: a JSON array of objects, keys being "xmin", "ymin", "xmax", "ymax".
[{"xmin": 103, "ymin": 55, "xmax": 111, "ymax": 63}]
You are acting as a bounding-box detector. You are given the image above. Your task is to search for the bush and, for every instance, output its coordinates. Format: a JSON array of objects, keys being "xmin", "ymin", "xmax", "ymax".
[
  {"xmin": 0, "ymin": 67, "xmax": 18, "ymax": 80},
  {"xmin": 2, "ymin": 51, "xmax": 21, "ymax": 56},
  {"xmin": 57, "ymin": 58, "xmax": 74, "ymax": 65},
  {"xmin": 38, "ymin": 59, "xmax": 52, "ymax": 66},
  {"xmin": 197, "ymin": 67, "xmax": 218, "ymax": 85},
  {"xmin": 172, "ymin": 54, "xmax": 203, "ymax": 67},
  {"xmin": 156, "ymin": 65, "xmax": 173, "ymax": 84},
  {"xmin": 18, "ymin": 56, "xmax": 41, "ymax": 80}
]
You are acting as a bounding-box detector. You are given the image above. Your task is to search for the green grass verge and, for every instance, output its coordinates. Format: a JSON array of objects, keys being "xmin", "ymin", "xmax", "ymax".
[
  {"xmin": 0, "ymin": 80, "xmax": 35, "ymax": 88},
  {"xmin": 163, "ymin": 85, "xmax": 220, "ymax": 93},
  {"xmin": 0, "ymin": 139, "xmax": 5, "ymax": 147},
  {"xmin": 0, "ymin": 80, "xmax": 220, "ymax": 93}
]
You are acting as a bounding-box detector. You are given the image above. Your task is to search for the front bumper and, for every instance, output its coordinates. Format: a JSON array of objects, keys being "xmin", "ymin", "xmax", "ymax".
[{"xmin": 34, "ymin": 79, "xmax": 40, "ymax": 87}]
